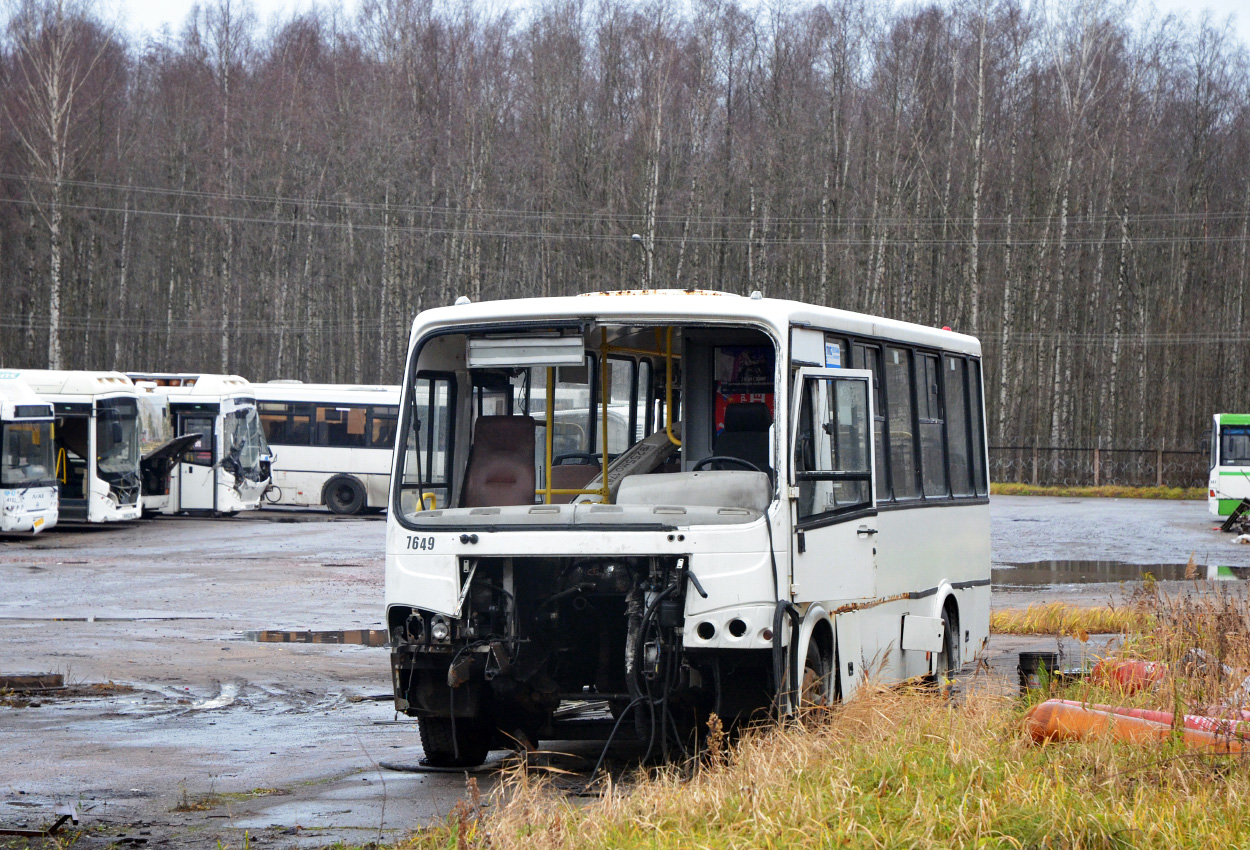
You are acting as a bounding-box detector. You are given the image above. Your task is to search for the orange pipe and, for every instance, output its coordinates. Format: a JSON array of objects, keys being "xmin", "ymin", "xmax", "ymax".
[
  {"xmin": 1090, "ymin": 658, "xmax": 1165, "ymax": 693},
  {"xmin": 1056, "ymin": 700, "xmax": 1250, "ymax": 741},
  {"xmin": 1024, "ymin": 700, "xmax": 1243, "ymax": 753}
]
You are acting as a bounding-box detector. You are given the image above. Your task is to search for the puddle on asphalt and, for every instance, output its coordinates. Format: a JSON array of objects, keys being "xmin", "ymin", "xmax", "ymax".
[
  {"xmin": 243, "ymin": 629, "xmax": 389, "ymax": 646},
  {"xmin": 993, "ymin": 560, "xmax": 1250, "ymax": 588}
]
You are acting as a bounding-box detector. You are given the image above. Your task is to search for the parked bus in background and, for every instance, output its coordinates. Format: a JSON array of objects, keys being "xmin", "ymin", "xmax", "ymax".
[
  {"xmin": 9, "ymin": 370, "xmax": 142, "ymax": 523},
  {"xmin": 0, "ymin": 373, "xmax": 59, "ymax": 533},
  {"xmin": 1208, "ymin": 413, "xmax": 1250, "ymax": 516},
  {"xmin": 126, "ymin": 373, "xmax": 271, "ymax": 515},
  {"xmin": 384, "ymin": 290, "xmax": 991, "ymax": 766},
  {"xmin": 252, "ymin": 382, "xmax": 400, "ymax": 514}
]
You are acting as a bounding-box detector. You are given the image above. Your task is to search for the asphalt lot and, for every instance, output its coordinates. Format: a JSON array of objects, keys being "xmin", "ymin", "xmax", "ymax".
[{"xmin": 1, "ymin": 497, "xmax": 1245, "ymax": 847}]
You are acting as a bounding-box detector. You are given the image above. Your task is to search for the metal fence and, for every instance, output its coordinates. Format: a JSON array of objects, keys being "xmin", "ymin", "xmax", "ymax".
[{"xmin": 989, "ymin": 445, "xmax": 1208, "ymax": 488}]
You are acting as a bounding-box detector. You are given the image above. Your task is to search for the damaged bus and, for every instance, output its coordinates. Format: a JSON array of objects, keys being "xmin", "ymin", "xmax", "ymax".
[
  {"xmin": 10, "ymin": 370, "xmax": 142, "ymax": 523},
  {"xmin": 0, "ymin": 373, "xmax": 59, "ymax": 533},
  {"xmin": 385, "ymin": 290, "xmax": 990, "ymax": 766},
  {"xmin": 127, "ymin": 373, "xmax": 271, "ymax": 515}
]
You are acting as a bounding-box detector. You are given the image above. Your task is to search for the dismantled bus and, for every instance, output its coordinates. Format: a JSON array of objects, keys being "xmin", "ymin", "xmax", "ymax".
[
  {"xmin": 127, "ymin": 374, "xmax": 271, "ymax": 515},
  {"xmin": 384, "ymin": 291, "xmax": 990, "ymax": 766},
  {"xmin": 0, "ymin": 373, "xmax": 59, "ymax": 533},
  {"xmin": 10, "ymin": 370, "xmax": 142, "ymax": 523}
]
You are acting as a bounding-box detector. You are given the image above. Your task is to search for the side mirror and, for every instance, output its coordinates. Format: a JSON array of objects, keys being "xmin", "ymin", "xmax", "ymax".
[{"xmin": 1201, "ymin": 437, "xmax": 1211, "ymax": 455}]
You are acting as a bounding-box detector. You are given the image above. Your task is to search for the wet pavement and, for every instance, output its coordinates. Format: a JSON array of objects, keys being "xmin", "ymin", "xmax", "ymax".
[{"xmin": 1, "ymin": 497, "xmax": 1246, "ymax": 847}]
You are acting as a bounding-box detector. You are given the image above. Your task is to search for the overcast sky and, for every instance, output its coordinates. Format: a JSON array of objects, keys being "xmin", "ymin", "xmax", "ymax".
[{"xmin": 108, "ymin": 0, "xmax": 1250, "ymax": 53}]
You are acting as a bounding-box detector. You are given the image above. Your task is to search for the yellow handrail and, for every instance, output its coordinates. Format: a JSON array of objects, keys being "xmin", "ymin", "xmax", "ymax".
[
  {"xmin": 420, "ymin": 493, "xmax": 438, "ymax": 511},
  {"xmin": 56, "ymin": 447, "xmax": 66, "ymax": 483},
  {"xmin": 544, "ymin": 367, "xmax": 555, "ymax": 505}
]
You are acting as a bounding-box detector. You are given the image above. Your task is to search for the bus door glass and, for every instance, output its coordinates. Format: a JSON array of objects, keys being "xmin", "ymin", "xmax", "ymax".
[
  {"xmin": 178, "ymin": 412, "xmax": 216, "ymax": 510},
  {"xmin": 789, "ymin": 367, "xmax": 877, "ymax": 604}
]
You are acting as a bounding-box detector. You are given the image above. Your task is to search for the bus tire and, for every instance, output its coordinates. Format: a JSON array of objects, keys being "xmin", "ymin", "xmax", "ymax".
[
  {"xmin": 418, "ymin": 716, "xmax": 491, "ymax": 767},
  {"xmin": 936, "ymin": 603, "xmax": 960, "ymax": 683},
  {"xmin": 324, "ymin": 476, "xmax": 366, "ymax": 515},
  {"xmin": 800, "ymin": 630, "xmax": 834, "ymax": 709}
]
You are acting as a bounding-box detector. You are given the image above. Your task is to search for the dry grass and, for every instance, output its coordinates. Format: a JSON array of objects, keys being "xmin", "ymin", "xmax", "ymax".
[
  {"xmin": 388, "ymin": 582, "xmax": 1250, "ymax": 850},
  {"xmin": 992, "ymin": 602, "xmax": 1154, "ymax": 637},
  {"xmin": 991, "ymin": 483, "xmax": 1205, "ymax": 500}
]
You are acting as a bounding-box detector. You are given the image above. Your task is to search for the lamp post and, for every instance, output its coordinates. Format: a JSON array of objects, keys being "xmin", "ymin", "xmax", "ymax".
[{"xmin": 630, "ymin": 233, "xmax": 653, "ymax": 289}]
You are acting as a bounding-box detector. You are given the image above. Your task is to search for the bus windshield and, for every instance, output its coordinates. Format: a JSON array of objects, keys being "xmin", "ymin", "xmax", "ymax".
[
  {"xmin": 223, "ymin": 405, "xmax": 269, "ymax": 482},
  {"xmin": 96, "ymin": 397, "xmax": 141, "ymax": 481},
  {"xmin": 2, "ymin": 421, "xmax": 56, "ymax": 487},
  {"xmin": 1221, "ymin": 425, "xmax": 1250, "ymax": 466}
]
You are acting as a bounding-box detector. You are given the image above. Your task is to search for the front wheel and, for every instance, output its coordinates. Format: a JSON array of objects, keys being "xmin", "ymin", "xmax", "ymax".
[
  {"xmin": 418, "ymin": 716, "xmax": 492, "ymax": 767},
  {"xmin": 324, "ymin": 476, "xmax": 366, "ymax": 515},
  {"xmin": 800, "ymin": 637, "xmax": 835, "ymax": 709}
]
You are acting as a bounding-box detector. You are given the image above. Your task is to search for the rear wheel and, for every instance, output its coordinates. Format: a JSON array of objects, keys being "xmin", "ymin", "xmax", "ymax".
[
  {"xmin": 324, "ymin": 476, "xmax": 365, "ymax": 515},
  {"xmin": 936, "ymin": 606, "xmax": 960, "ymax": 683},
  {"xmin": 417, "ymin": 716, "xmax": 492, "ymax": 767}
]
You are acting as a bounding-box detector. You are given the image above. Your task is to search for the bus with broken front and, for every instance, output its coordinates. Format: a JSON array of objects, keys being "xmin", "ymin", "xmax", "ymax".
[
  {"xmin": 9, "ymin": 370, "xmax": 143, "ymax": 523},
  {"xmin": 384, "ymin": 290, "xmax": 990, "ymax": 766},
  {"xmin": 127, "ymin": 373, "xmax": 271, "ymax": 515},
  {"xmin": 0, "ymin": 374, "xmax": 59, "ymax": 533}
]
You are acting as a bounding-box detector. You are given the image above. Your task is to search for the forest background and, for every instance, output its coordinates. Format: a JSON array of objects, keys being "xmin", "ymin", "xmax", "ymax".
[{"xmin": 1, "ymin": 0, "xmax": 1248, "ymax": 453}]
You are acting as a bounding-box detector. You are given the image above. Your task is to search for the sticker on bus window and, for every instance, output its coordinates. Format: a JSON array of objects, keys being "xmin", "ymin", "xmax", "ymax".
[{"xmin": 825, "ymin": 342, "xmax": 842, "ymax": 368}]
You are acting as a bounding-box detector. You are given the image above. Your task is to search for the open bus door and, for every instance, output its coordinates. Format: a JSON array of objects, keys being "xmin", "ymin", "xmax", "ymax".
[{"xmin": 789, "ymin": 367, "xmax": 877, "ymax": 697}]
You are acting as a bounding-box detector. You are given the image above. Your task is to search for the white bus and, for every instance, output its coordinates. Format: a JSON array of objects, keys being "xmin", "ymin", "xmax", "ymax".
[
  {"xmin": 127, "ymin": 374, "xmax": 271, "ymax": 515},
  {"xmin": 0, "ymin": 374, "xmax": 59, "ymax": 533},
  {"xmin": 9, "ymin": 370, "xmax": 143, "ymax": 523},
  {"xmin": 252, "ymin": 382, "xmax": 400, "ymax": 514},
  {"xmin": 384, "ymin": 290, "xmax": 991, "ymax": 766},
  {"xmin": 1207, "ymin": 413, "xmax": 1250, "ymax": 516}
]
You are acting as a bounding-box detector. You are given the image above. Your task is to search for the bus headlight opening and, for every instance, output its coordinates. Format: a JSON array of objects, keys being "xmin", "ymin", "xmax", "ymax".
[{"xmin": 430, "ymin": 615, "xmax": 451, "ymax": 643}]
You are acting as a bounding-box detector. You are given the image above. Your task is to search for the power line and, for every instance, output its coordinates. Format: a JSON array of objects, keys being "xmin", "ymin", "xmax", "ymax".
[{"xmin": 4, "ymin": 194, "xmax": 1250, "ymax": 248}]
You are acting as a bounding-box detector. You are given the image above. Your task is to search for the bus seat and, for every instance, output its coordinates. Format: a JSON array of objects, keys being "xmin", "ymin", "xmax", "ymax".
[
  {"xmin": 461, "ymin": 416, "xmax": 537, "ymax": 507},
  {"xmin": 714, "ymin": 402, "xmax": 772, "ymax": 475},
  {"xmin": 548, "ymin": 463, "xmax": 600, "ymax": 504}
]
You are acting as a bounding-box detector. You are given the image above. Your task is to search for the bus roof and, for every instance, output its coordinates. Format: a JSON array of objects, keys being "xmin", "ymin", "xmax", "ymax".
[
  {"xmin": 407, "ymin": 290, "xmax": 981, "ymax": 356},
  {"xmin": 2, "ymin": 370, "xmax": 137, "ymax": 401},
  {"xmin": 0, "ymin": 376, "xmax": 55, "ymax": 421},
  {"xmin": 127, "ymin": 373, "xmax": 255, "ymax": 400}
]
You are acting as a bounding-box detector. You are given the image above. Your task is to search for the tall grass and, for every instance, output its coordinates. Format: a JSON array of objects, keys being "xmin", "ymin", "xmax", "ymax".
[
  {"xmin": 992, "ymin": 603, "xmax": 1153, "ymax": 637},
  {"xmin": 396, "ymin": 582, "xmax": 1250, "ymax": 850}
]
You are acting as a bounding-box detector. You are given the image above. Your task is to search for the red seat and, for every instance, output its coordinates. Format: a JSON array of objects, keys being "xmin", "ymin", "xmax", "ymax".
[
  {"xmin": 548, "ymin": 463, "xmax": 600, "ymax": 504},
  {"xmin": 461, "ymin": 416, "xmax": 537, "ymax": 507}
]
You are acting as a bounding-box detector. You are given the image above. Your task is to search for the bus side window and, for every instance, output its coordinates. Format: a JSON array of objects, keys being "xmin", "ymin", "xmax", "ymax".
[
  {"xmin": 944, "ymin": 356, "xmax": 974, "ymax": 496},
  {"xmin": 369, "ymin": 406, "xmax": 399, "ymax": 448},
  {"xmin": 917, "ymin": 353, "xmax": 947, "ymax": 497}
]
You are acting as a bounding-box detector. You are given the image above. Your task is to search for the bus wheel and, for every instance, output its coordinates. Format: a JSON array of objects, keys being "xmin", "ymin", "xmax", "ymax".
[
  {"xmin": 800, "ymin": 637, "xmax": 834, "ymax": 709},
  {"xmin": 418, "ymin": 716, "xmax": 491, "ymax": 767},
  {"xmin": 936, "ymin": 605, "xmax": 960, "ymax": 684},
  {"xmin": 324, "ymin": 476, "xmax": 365, "ymax": 515}
]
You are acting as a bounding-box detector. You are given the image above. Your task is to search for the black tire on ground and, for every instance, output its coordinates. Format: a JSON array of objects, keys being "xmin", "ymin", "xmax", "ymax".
[
  {"xmin": 936, "ymin": 605, "xmax": 960, "ymax": 682},
  {"xmin": 324, "ymin": 476, "xmax": 366, "ymax": 515},
  {"xmin": 418, "ymin": 716, "xmax": 492, "ymax": 767},
  {"xmin": 800, "ymin": 635, "xmax": 834, "ymax": 709}
]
